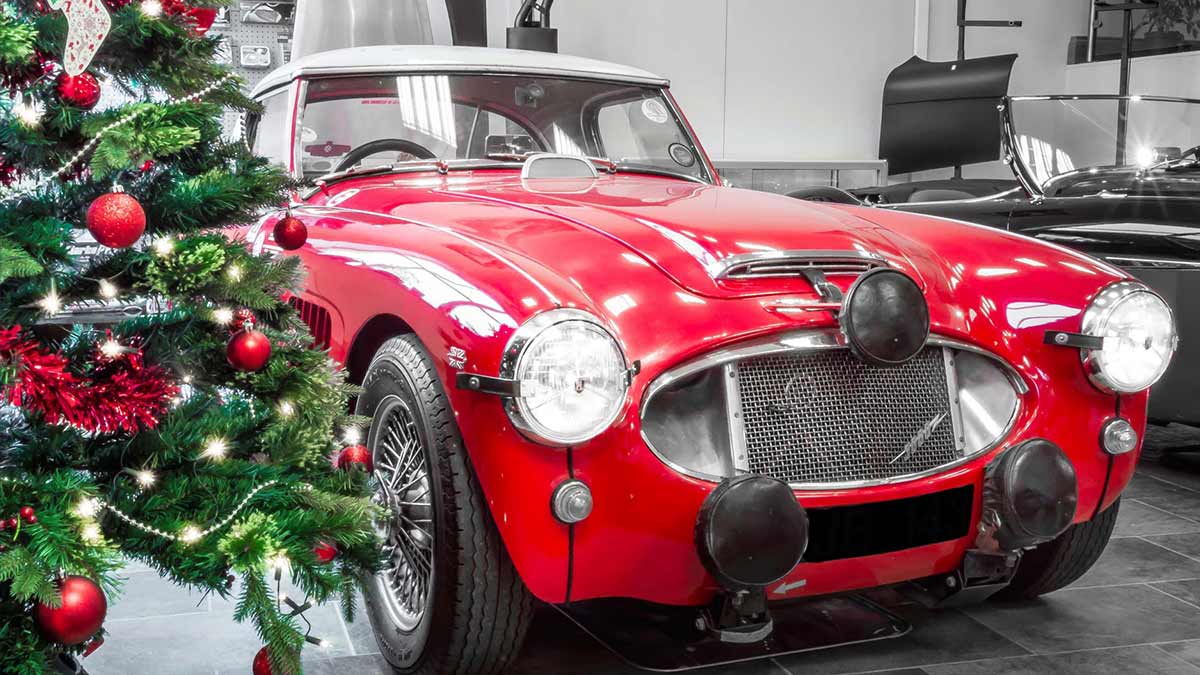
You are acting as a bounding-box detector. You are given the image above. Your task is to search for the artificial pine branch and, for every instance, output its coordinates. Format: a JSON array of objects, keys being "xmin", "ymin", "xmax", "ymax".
[{"xmin": 0, "ymin": 1, "xmax": 378, "ymax": 671}]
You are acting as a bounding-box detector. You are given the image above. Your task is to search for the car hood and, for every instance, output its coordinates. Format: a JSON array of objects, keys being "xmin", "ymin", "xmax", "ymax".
[{"xmin": 434, "ymin": 175, "xmax": 932, "ymax": 299}]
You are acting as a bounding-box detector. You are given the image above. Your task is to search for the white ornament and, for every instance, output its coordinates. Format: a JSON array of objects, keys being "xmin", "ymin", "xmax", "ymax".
[{"xmin": 48, "ymin": 0, "xmax": 112, "ymax": 76}]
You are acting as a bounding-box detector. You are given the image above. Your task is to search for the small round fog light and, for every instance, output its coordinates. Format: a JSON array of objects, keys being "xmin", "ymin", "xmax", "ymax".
[
  {"xmin": 1101, "ymin": 418, "xmax": 1138, "ymax": 455},
  {"xmin": 552, "ymin": 480, "xmax": 593, "ymax": 524}
]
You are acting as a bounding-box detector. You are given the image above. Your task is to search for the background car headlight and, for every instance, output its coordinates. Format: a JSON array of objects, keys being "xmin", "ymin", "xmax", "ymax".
[
  {"xmin": 502, "ymin": 309, "xmax": 628, "ymax": 446},
  {"xmin": 1082, "ymin": 281, "xmax": 1177, "ymax": 394}
]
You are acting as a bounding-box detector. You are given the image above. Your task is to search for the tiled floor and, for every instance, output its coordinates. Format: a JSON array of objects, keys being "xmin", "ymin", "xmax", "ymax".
[{"xmin": 83, "ymin": 426, "xmax": 1200, "ymax": 675}]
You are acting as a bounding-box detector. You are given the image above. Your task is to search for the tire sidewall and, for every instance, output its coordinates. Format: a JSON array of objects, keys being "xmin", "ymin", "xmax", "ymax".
[{"xmin": 356, "ymin": 343, "xmax": 456, "ymax": 672}]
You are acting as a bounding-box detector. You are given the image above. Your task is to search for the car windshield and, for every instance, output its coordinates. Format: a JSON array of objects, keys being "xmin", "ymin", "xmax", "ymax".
[
  {"xmin": 1008, "ymin": 96, "xmax": 1200, "ymax": 196},
  {"xmin": 295, "ymin": 73, "xmax": 709, "ymax": 182}
]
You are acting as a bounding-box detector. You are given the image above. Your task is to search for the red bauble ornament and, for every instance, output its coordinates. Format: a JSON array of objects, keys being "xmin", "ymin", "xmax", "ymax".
[
  {"xmin": 87, "ymin": 190, "xmax": 146, "ymax": 249},
  {"xmin": 56, "ymin": 72, "xmax": 101, "ymax": 110},
  {"xmin": 227, "ymin": 329, "xmax": 272, "ymax": 372},
  {"xmin": 337, "ymin": 445, "xmax": 374, "ymax": 473},
  {"xmin": 232, "ymin": 308, "xmax": 257, "ymax": 332},
  {"xmin": 186, "ymin": 7, "xmax": 219, "ymax": 35},
  {"xmin": 35, "ymin": 576, "xmax": 107, "ymax": 645},
  {"xmin": 272, "ymin": 216, "xmax": 308, "ymax": 251},
  {"xmin": 313, "ymin": 540, "xmax": 339, "ymax": 564},
  {"xmin": 252, "ymin": 647, "xmax": 273, "ymax": 675},
  {"xmin": 20, "ymin": 506, "xmax": 36, "ymax": 522},
  {"xmin": 5, "ymin": 517, "xmax": 16, "ymax": 530}
]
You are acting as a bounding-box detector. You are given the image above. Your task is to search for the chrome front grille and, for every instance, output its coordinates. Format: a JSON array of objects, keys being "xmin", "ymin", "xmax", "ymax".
[{"xmin": 732, "ymin": 347, "xmax": 960, "ymax": 486}]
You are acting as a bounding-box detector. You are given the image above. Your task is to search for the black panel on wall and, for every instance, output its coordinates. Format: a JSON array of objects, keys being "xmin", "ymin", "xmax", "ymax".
[
  {"xmin": 878, "ymin": 54, "xmax": 1018, "ymax": 176},
  {"xmin": 446, "ymin": 0, "xmax": 487, "ymax": 46}
]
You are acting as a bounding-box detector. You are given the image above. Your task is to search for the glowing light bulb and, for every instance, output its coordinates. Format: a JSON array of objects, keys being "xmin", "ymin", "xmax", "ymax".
[
  {"xmin": 100, "ymin": 339, "xmax": 124, "ymax": 358},
  {"xmin": 38, "ymin": 288, "xmax": 62, "ymax": 315},
  {"xmin": 140, "ymin": 0, "xmax": 163, "ymax": 16},
  {"xmin": 81, "ymin": 523, "xmax": 103, "ymax": 543},
  {"xmin": 212, "ymin": 307, "xmax": 234, "ymax": 325},
  {"xmin": 153, "ymin": 236, "xmax": 174, "ymax": 256},
  {"xmin": 13, "ymin": 97, "xmax": 42, "ymax": 128},
  {"xmin": 180, "ymin": 525, "xmax": 202, "ymax": 544},
  {"xmin": 226, "ymin": 264, "xmax": 242, "ymax": 281},
  {"xmin": 279, "ymin": 401, "xmax": 295, "ymax": 418},
  {"xmin": 98, "ymin": 279, "xmax": 119, "ymax": 300},
  {"xmin": 202, "ymin": 438, "xmax": 228, "ymax": 460},
  {"xmin": 135, "ymin": 469, "xmax": 157, "ymax": 487},
  {"xmin": 268, "ymin": 553, "xmax": 290, "ymax": 573},
  {"xmin": 342, "ymin": 427, "xmax": 362, "ymax": 445},
  {"xmin": 75, "ymin": 498, "xmax": 100, "ymax": 518}
]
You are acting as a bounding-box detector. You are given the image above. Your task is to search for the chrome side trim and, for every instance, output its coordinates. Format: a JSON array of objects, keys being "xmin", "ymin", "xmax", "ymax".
[
  {"xmin": 724, "ymin": 363, "xmax": 749, "ymax": 473},
  {"xmin": 712, "ymin": 250, "xmax": 889, "ymax": 280},
  {"xmin": 638, "ymin": 329, "xmax": 1028, "ymax": 490},
  {"xmin": 943, "ymin": 348, "xmax": 967, "ymax": 455}
]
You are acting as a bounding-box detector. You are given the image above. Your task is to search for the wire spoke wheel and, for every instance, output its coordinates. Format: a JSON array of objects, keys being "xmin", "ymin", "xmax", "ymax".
[{"xmin": 370, "ymin": 395, "xmax": 435, "ymax": 632}]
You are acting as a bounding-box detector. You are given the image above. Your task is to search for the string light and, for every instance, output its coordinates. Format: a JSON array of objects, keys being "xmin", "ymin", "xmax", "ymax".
[
  {"xmin": 226, "ymin": 264, "xmax": 242, "ymax": 281},
  {"xmin": 182, "ymin": 374, "xmax": 193, "ymax": 384},
  {"xmin": 1, "ymin": 73, "xmax": 238, "ymax": 203},
  {"xmin": 180, "ymin": 525, "xmax": 202, "ymax": 544},
  {"xmin": 38, "ymin": 287, "xmax": 62, "ymax": 315},
  {"xmin": 267, "ymin": 553, "xmax": 290, "ymax": 574},
  {"xmin": 98, "ymin": 279, "xmax": 119, "ymax": 299},
  {"xmin": 135, "ymin": 469, "xmax": 157, "ymax": 487},
  {"xmin": 100, "ymin": 339, "xmax": 125, "ymax": 358},
  {"xmin": 81, "ymin": 523, "xmax": 103, "ymax": 543},
  {"xmin": 279, "ymin": 401, "xmax": 294, "ymax": 418},
  {"xmin": 140, "ymin": 0, "xmax": 163, "ymax": 16},
  {"xmin": 342, "ymin": 427, "xmax": 363, "ymax": 445},
  {"xmin": 153, "ymin": 236, "xmax": 175, "ymax": 256},
  {"xmin": 212, "ymin": 307, "xmax": 234, "ymax": 325},
  {"xmin": 202, "ymin": 438, "xmax": 228, "ymax": 461},
  {"xmin": 12, "ymin": 95, "xmax": 43, "ymax": 128},
  {"xmin": 75, "ymin": 498, "xmax": 100, "ymax": 518}
]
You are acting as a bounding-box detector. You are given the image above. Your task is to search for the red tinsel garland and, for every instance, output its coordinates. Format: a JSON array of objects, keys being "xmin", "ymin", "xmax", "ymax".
[{"xmin": 0, "ymin": 326, "xmax": 177, "ymax": 434}]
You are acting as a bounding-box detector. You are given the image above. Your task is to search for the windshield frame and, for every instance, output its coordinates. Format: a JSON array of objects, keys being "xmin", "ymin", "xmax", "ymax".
[
  {"xmin": 277, "ymin": 70, "xmax": 716, "ymax": 185},
  {"xmin": 1001, "ymin": 94, "xmax": 1200, "ymax": 200}
]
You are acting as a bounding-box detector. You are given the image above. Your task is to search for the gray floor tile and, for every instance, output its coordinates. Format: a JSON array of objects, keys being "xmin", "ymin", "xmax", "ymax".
[
  {"xmin": 1069, "ymin": 536, "xmax": 1200, "ymax": 588},
  {"xmin": 1157, "ymin": 640, "xmax": 1200, "ymax": 669},
  {"xmin": 772, "ymin": 602, "xmax": 1026, "ymax": 674},
  {"xmin": 85, "ymin": 608, "xmax": 273, "ymax": 674},
  {"xmin": 1148, "ymin": 532, "xmax": 1200, "ymax": 561},
  {"xmin": 1113, "ymin": 499, "xmax": 1200, "ymax": 537},
  {"xmin": 922, "ymin": 644, "xmax": 1200, "ymax": 674},
  {"xmin": 106, "ymin": 571, "xmax": 211, "ymax": 622},
  {"xmin": 1127, "ymin": 482, "xmax": 1200, "ymax": 523},
  {"xmin": 1151, "ymin": 579, "xmax": 1200, "ymax": 608},
  {"xmin": 964, "ymin": 584, "xmax": 1200, "ymax": 653},
  {"xmin": 310, "ymin": 654, "xmax": 394, "ymax": 675}
]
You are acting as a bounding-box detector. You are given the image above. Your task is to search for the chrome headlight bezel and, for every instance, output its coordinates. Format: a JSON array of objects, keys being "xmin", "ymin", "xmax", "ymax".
[
  {"xmin": 500, "ymin": 308, "xmax": 630, "ymax": 447},
  {"xmin": 1080, "ymin": 281, "xmax": 1177, "ymax": 394}
]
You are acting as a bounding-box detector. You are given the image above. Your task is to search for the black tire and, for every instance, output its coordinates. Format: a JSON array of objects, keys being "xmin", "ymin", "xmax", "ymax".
[
  {"xmin": 357, "ymin": 335, "xmax": 533, "ymax": 674},
  {"xmin": 992, "ymin": 499, "xmax": 1120, "ymax": 601}
]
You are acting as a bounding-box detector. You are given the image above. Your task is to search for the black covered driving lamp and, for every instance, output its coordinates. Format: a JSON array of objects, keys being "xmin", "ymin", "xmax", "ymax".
[{"xmin": 839, "ymin": 268, "xmax": 931, "ymax": 366}]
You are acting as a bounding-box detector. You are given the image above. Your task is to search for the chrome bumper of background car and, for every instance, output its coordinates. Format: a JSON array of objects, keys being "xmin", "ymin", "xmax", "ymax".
[{"xmin": 640, "ymin": 329, "xmax": 1026, "ymax": 490}]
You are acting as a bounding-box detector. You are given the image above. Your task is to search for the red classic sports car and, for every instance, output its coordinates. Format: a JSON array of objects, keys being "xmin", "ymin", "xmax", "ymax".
[{"xmin": 240, "ymin": 46, "xmax": 1177, "ymax": 673}]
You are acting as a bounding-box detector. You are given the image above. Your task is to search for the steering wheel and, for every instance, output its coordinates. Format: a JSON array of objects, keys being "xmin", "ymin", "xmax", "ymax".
[{"xmin": 334, "ymin": 139, "xmax": 436, "ymax": 172}]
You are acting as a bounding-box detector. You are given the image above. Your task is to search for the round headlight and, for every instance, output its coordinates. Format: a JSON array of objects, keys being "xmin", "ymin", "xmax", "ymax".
[
  {"xmin": 502, "ymin": 309, "xmax": 628, "ymax": 446},
  {"xmin": 1082, "ymin": 281, "xmax": 1177, "ymax": 393}
]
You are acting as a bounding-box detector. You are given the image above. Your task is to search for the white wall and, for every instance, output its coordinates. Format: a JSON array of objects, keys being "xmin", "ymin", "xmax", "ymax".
[
  {"xmin": 485, "ymin": 1, "xmax": 1097, "ymax": 163},
  {"xmin": 1065, "ymin": 51, "xmax": 1200, "ymax": 98}
]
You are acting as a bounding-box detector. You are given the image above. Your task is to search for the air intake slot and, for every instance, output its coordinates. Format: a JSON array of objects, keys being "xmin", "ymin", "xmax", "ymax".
[
  {"xmin": 714, "ymin": 250, "xmax": 888, "ymax": 280},
  {"xmin": 289, "ymin": 297, "xmax": 332, "ymax": 349}
]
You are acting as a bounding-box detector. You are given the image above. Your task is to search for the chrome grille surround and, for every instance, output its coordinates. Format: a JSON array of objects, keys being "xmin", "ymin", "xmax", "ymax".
[{"xmin": 639, "ymin": 330, "xmax": 1025, "ymax": 490}]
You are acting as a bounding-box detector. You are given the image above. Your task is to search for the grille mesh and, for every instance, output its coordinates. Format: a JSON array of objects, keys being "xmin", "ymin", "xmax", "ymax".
[{"xmin": 736, "ymin": 347, "xmax": 959, "ymax": 485}]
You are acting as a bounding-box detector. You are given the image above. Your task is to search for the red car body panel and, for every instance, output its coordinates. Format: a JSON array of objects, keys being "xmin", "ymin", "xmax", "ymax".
[{"xmin": 240, "ymin": 168, "xmax": 1145, "ymax": 606}]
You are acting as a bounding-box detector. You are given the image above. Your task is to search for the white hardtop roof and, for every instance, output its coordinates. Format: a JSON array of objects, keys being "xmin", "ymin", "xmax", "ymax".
[{"xmin": 251, "ymin": 45, "xmax": 669, "ymax": 98}]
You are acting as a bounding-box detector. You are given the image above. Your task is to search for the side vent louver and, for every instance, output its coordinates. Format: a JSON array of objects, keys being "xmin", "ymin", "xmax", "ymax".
[{"xmin": 289, "ymin": 297, "xmax": 332, "ymax": 350}]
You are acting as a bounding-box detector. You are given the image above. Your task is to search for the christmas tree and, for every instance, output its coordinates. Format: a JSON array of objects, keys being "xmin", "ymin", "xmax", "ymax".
[{"xmin": 0, "ymin": 1, "xmax": 378, "ymax": 673}]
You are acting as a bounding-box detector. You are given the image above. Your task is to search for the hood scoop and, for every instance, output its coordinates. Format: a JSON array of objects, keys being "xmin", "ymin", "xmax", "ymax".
[{"xmin": 712, "ymin": 249, "xmax": 890, "ymax": 280}]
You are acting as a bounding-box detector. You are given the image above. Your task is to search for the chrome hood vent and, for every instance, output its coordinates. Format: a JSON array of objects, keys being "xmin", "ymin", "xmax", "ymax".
[{"xmin": 712, "ymin": 250, "xmax": 889, "ymax": 280}]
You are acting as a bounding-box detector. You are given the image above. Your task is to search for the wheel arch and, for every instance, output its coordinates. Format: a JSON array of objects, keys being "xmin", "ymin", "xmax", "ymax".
[{"xmin": 346, "ymin": 313, "xmax": 415, "ymax": 386}]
